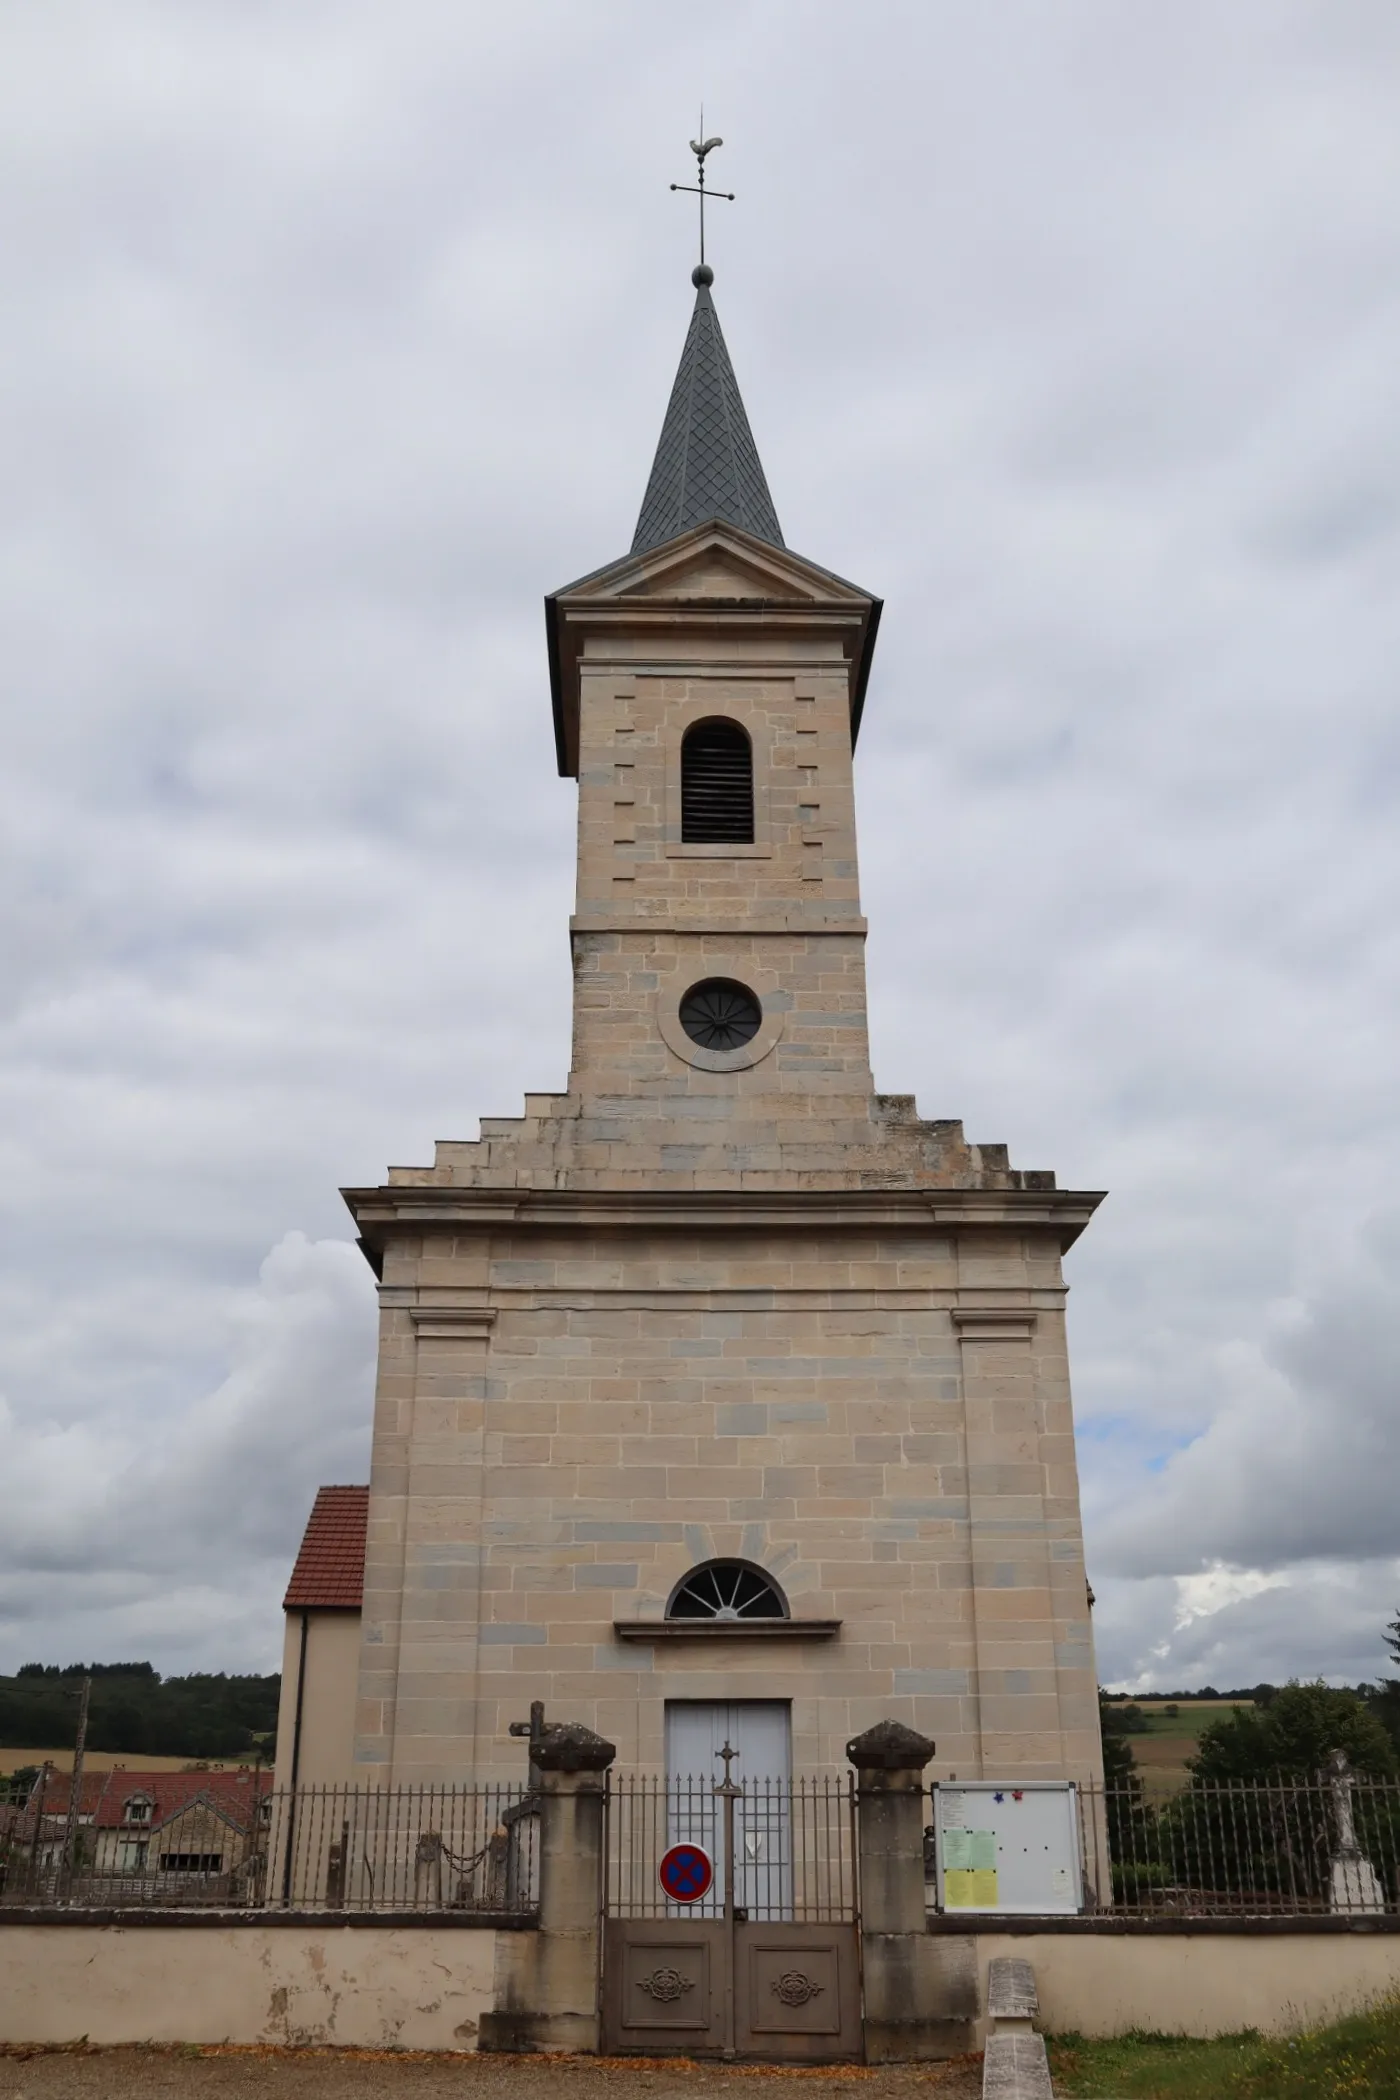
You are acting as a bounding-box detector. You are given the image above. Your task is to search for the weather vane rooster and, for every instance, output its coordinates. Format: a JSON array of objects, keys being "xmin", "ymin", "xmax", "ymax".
[{"xmin": 670, "ymin": 117, "xmax": 734, "ymax": 274}]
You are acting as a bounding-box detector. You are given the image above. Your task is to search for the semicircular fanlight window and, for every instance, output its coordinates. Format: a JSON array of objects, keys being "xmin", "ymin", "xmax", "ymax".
[{"xmin": 667, "ymin": 1560, "xmax": 787, "ymax": 1622}]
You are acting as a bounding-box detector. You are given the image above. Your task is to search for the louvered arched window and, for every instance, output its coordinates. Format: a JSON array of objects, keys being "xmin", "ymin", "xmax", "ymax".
[{"xmin": 681, "ymin": 719, "xmax": 754, "ymax": 844}]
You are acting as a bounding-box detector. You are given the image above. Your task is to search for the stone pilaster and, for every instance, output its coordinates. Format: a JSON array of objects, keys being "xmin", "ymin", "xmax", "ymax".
[
  {"xmin": 847, "ymin": 1720, "xmax": 976, "ymax": 2062},
  {"xmin": 481, "ymin": 1722, "xmax": 616, "ymax": 2054}
]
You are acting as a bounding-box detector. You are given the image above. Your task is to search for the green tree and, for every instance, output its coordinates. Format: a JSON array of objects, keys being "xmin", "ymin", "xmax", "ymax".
[
  {"xmin": 1098, "ymin": 1693, "xmax": 1137, "ymax": 1784},
  {"xmin": 1097, "ymin": 1693, "xmax": 1163, "ymax": 1901},
  {"xmin": 1360, "ymin": 1610, "xmax": 1400, "ymax": 1758},
  {"xmin": 1161, "ymin": 1683, "xmax": 1400, "ymax": 1904},
  {"xmin": 1386, "ymin": 1611, "xmax": 1400, "ymax": 1671},
  {"xmin": 0, "ymin": 1664, "xmax": 279, "ymax": 1761},
  {"xmin": 1189, "ymin": 1681, "xmax": 1397, "ymax": 1784}
]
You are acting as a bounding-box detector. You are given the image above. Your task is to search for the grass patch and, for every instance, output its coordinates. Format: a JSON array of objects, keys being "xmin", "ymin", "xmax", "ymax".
[
  {"xmin": 1049, "ymin": 2030, "xmax": 1263, "ymax": 2097},
  {"xmin": 1050, "ymin": 1994, "xmax": 1400, "ymax": 2097}
]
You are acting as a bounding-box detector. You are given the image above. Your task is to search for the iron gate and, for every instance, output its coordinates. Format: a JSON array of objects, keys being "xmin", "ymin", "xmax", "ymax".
[{"xmin": 602, "ymin": 1762, "xmax": 861, "ymax": 2060}]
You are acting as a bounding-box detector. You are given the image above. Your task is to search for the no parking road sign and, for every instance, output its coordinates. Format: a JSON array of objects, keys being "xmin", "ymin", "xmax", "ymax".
[{"xmin": 658, "ymin": 1841, "xmax": 714, "ymax": 1904}]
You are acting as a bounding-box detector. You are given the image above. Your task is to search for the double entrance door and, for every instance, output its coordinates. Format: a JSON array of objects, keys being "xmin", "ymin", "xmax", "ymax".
[{"xmin": 602, "ymin": 1702, "xmax": 861, "ymax": 2061}]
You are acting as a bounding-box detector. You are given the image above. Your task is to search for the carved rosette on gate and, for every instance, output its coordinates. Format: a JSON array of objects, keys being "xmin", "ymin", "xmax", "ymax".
[
  {"xmin": 637, "ymin": 1967, "xmax": 696, "ymax": 2003},
  {"xmin": 770, "ymin": 1971, "xmax": 824, "ymax": 2007}
]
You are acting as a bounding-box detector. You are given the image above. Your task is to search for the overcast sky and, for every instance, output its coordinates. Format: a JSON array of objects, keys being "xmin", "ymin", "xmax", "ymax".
[{"xmin": 2, "ymin": 2, "xmax": 1397, "ymax": 1694}]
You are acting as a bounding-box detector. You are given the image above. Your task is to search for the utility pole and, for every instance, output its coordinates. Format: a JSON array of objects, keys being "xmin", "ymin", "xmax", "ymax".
[{"xmin": 61, "ymin": 1673, "xmax": 92, "ymax": 1898}]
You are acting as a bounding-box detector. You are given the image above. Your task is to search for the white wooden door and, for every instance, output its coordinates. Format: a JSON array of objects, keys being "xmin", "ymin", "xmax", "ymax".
[{"xmin": 665, "ymin": 1702, "xmax": 792, "ymax": 1915}]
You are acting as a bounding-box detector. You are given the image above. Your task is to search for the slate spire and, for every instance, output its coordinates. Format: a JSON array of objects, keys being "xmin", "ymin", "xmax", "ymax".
[{"xmin": 631, "ymin": 265, "xmax": 784, "ymax": 556}]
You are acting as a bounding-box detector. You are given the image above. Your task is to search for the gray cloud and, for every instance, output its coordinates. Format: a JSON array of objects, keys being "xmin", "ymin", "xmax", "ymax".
[
  {"xmin": 0, "ymin": 1234, "xmax": 374, "ymax": 1671},
  {"xmin": 1093, "ymin": 1212, "xmax": 1400, "ymax": 1575},
  {"xmin": 1, "ymin": 1, "xmax": 1397, "ymax": 1685}
]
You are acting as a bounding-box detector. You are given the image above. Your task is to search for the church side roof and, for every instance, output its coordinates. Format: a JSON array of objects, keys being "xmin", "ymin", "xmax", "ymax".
[
  {"xmin": 631, "ymin": 268, "xmax": 783, "ymax": 556},
  {"xmin": 283, "ymin": 1484, "xmax": 368, "ymax": 1610}
]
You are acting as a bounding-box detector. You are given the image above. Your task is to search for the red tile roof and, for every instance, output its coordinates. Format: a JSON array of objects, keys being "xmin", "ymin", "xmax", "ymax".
[
  {"xmin": 32, "ymin": 1766, "xmax": 272, "ymax": 1832},
  {"xmin": 283, "ymin": 1484, "xmax": 369, "ymax": 1610}
]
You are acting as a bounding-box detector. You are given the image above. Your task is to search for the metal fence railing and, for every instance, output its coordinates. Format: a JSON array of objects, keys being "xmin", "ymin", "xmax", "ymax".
[
  {"xmin": 606, "ymin": 1772, "xmax": 857, "ymax": 1922},
  {"xmin": 1077, "ymin": 1775, "xmax": 1400, "ymax": 1918},
  {"xmin": 0, "ymin": 1772, "xmax": 537, "ymax": 1915},
  {"xmin": 10, "ymin": 1762, "xmax": 1393, "ymax": 1923}
]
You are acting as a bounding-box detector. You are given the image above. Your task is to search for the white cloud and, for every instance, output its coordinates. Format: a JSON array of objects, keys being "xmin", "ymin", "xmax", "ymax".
[
  {"xmin": 1174, "ymin": 1569, "xmax": 1292, "ymax": 1634},
  {"xmin": 0, "ymin": 1, "xmax": 1397, "ymax": 1683},
  {"xmin": 0, "ymin": 1235, "xmax": 373, "ymax": 1671}
]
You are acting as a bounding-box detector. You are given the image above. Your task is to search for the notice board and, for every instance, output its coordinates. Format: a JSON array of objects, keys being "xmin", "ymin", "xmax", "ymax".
[{"xmin": 931, "ymin": 1781, "xmax": 1083, "ymax": 1914}]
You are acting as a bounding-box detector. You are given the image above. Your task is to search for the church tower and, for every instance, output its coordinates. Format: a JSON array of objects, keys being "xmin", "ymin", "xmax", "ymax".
[{"xmin": 343, "ymin": 263, "xmax": 1105, "ymax": 1789}]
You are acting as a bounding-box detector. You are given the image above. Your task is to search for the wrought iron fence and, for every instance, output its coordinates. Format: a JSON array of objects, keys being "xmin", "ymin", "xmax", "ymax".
[
  {"xmin": 0, "ymin": 1772, "xmax": 537, "ymax": 1915},
  {"xmin": 1077, "ymin": 1776, "xmax": 1400, "ymax": 1918},
  {"xmin": 606, "ymin": 1772, "xmax": 857, "ymax": 1922}
]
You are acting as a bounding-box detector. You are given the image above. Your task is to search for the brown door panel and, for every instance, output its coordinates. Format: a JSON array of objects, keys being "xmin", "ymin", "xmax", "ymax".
[
  {"xmin": 735, "ymin": 1922, "xmax": 862, "ymax": 2061},
  {"xmin": 602, "ymin": 1917, "xmax": 727, "ymax": 2055}
]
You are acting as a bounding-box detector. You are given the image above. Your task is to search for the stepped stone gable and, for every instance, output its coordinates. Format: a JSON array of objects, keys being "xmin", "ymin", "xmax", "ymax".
[{"xmin": 344, "ymin": 274, "xmax": 1105, "ymax": 1794}]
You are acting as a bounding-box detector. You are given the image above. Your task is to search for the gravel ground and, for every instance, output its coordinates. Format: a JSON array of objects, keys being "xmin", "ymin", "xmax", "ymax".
[{"xmin": 0, "ymin": 2050, "xmax": 983, "ymax": 2100}]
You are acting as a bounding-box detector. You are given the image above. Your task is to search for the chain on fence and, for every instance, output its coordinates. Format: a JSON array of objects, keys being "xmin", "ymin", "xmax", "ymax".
[{"xmin": 0, "ymin": 1772, "xmax": 537, "ymax": 1915}]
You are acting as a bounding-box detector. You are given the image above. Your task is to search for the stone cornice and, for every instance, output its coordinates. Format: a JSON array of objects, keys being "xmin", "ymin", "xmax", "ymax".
[
  {"xmin": 611, "ymin": 1619, "xmax": 842, "ymax": 1642},
  {"xmin": 569, "ymin": 915, "xmax": 869, "ymax": 936},
  {"xmin": 344, "ymin": 1182, "xmax": 1104, "ymax": 1253},
  {"xmin": 951, "ymin": 1307, "xmax": 1040, "ymax": 1341},
  {"xmin": 407, "ymin": 1305, "xmax": 498, "ymax": 1341}
]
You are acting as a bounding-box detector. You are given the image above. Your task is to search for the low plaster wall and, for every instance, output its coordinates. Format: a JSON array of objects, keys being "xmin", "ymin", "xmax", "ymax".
[
  {"xmin": 0, "ymin": 1920, "xmax": 503, "ymax": 2050},
  {"xmin": 956, "ymin": 1924, "xmax": 1400, "ymax": 2041},
  {"xmin": 7, "ymin": 1915, "xmax": 1400, "ymax": 2054}
]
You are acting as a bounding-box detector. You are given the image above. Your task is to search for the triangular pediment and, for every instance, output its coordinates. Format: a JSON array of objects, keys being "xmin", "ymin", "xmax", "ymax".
[
  {"xmin": 545, "ymin": 519, "xmax": 882, "ymax": 777},
  {"xmin": 551, "ymin": 520, "xmax": 875, "ymax": 613}
]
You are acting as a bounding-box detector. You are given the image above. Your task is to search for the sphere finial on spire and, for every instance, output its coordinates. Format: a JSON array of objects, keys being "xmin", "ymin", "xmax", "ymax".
[{"xmin": 692, "ymin": 263, "xmax": 714, "ymax": 288}]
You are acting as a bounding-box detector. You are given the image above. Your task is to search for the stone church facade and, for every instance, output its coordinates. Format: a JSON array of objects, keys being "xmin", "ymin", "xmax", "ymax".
[{"xmin": 328, "ymin": 265, "xmax": 1104, "ymax": 1791}]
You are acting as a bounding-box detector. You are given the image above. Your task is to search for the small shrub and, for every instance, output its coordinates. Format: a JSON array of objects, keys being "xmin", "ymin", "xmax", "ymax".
[{"xmin": 1111, "ymin": 1859, "xmax": 1167, "ymax": 1901}]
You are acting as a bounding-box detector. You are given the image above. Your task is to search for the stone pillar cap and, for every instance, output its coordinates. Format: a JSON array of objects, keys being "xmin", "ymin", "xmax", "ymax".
[
  {"xmin": 531, "ymin": 1721, "xmax": 618, "ymax": 1774},
  {"xmin": 845, "ymin": 1719, "xmax": 936, "ymax": 1771}
]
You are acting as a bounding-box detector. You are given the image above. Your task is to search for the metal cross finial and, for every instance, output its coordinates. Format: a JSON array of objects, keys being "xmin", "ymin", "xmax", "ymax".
[
  {"xmin": 713, "ymin": 1739, "xmax": 742, "ymax": 1796},
  {"xmin": 669, "ymin": 112, "xmax": 734, "ymax": 273}
]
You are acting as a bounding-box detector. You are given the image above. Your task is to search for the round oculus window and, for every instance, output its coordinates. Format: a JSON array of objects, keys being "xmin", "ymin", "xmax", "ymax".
[{"xmin": 678, "ymin": 979, "xmax": 762, "ymax": 1052}]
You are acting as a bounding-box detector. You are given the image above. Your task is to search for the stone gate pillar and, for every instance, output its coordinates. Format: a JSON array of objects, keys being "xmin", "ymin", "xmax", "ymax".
[
  {"xmin": 847, "ymin": 1721, "xmax": 976, "ymax": 2062},
  {"xmin": 481, "ymin": 1721, "xmax": 616, "ymax": 2053}
]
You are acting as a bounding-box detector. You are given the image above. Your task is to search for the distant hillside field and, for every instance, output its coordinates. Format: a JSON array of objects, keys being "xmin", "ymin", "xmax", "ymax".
[
  {"xmin": 0, "ymin": 1747, "xmax": 257, "ymax": 1777},
  {"xmin": 1110, "ymin": 1698, "xmax": 1256, "ymax": 1789},
  {"xmin": 0, "ymin": 1664, "xmax": 279, "ymax": 1764}
]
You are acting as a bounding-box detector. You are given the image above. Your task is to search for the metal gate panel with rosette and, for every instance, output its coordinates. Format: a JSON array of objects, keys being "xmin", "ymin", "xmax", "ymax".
[
  {"xmin": 603, "ymin": 1917, "xmax": 726, "ymax": 2053},
  {"xmin": 735, "ymin": 1922, "xmax": 861, "ymax": 2060}
]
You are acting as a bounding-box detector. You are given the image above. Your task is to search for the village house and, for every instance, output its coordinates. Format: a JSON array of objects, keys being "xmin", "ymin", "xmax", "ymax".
[{"xmin": 3, "ymin": 1766, "xmax": 272, "ymax": 1902}]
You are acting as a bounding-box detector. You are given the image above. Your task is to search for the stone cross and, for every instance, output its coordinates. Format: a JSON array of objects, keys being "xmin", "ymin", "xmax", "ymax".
[
  {"xmin": 1327, "ymin": 1747, "xmax": 1360, "ymax": 1856},
  {"xmin": 508, "ymin": 1700, "xmax": 547, "ymax": 1750},
  {"xmin": 1325, "ymin": 1748, "xmax": 1384, "ymax": 1914}
]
